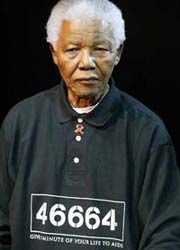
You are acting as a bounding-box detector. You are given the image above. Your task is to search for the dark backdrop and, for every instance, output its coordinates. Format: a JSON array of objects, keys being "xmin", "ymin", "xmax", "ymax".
[{"xmin": 2, "ymin": 0, "xmax": 180, "ymax": 163}]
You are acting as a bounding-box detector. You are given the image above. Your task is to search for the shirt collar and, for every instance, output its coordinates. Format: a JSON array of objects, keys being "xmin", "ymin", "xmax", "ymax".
[{"xmin": 53, "ymin": 78, "xmax": 122, "ymax": 127}]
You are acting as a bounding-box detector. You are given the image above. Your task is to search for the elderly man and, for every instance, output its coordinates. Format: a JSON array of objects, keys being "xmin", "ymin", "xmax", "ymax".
[{"xmin": 0, "ymin": 0, "xmax": 180, "ymax": 249}]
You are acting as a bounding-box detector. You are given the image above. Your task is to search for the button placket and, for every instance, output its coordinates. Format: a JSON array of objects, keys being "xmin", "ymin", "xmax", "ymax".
[
  {"xmin": 66, "ymin": 119, "xmax": 88, "ymax": 173},
  {"xmin": 72, "ymin": 118, "xmax": 85, "ymax": 167}
]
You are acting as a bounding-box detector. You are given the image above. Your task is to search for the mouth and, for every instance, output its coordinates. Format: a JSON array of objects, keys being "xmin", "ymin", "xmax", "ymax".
[{"xmin": 75, "ymin": 77, "xmax": 100, "ymax": 84}]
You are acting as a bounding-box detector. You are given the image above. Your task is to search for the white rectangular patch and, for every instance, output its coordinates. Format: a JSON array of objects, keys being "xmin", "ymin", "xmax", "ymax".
[{"xmin": 30, "ymin": 193, "xmax": 126, "ymax": 242}]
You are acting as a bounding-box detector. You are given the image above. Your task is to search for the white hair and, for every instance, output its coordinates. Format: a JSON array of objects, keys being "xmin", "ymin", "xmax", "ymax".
[{"xmin": 46, "ymin": 0, "xmax": 126, "ymax": 50}]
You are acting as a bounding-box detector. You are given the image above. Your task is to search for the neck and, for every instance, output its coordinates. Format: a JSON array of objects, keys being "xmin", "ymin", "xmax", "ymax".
[{"xmin": 68, "ymin": 85, "xmax": 109, "ymax": 108}]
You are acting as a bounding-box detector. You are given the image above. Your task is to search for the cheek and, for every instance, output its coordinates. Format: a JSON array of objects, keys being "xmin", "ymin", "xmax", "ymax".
[
  {"xmin": 57, "ymin": 57, "xmax": 77, "ymax": 79},
  {"xmin": 97, "ymin": 57, "xmax": 116, "ymax": 75}
]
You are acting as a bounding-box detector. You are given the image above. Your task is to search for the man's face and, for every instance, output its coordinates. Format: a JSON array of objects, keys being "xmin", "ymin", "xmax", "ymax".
[{"xmin": 51, "ymin": 18, "xmax": 123, "ymax": 102}]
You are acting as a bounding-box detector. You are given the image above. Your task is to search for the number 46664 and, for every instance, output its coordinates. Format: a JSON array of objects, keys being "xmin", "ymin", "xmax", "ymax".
[{"xmin": 36, "ymin": 203, "xmax": 118, "ymax": 231}]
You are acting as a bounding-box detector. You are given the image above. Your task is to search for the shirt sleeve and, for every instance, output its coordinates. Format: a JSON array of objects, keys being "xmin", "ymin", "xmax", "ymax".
[
  {"xmin": 138, "ymin": 142, "xmax": 180, "ymax": 250},
  {"xmin": 0, "ymin": 125, "xmax": 12, "ymax": 250}
]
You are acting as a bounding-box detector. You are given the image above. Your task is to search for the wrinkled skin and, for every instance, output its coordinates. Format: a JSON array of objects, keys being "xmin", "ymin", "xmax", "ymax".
[{"xmin": 51, "ymin": 18, "xmax": 123, "ymax": 107}]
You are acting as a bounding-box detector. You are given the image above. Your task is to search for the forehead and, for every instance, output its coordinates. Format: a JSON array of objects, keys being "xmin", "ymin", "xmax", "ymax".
[{"xmin": 59, "ymin": 18, "xmax": 114, "ymax": 45}]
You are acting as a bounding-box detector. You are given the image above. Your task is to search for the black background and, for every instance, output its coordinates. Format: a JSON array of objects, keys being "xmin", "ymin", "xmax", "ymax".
[{"xmin": 2, "ymin": 0, "xmax": 180, "ymax": 163}]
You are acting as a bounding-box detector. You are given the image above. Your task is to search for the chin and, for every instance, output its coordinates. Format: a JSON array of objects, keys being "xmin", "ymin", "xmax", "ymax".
[
  {"xmin": 74, "ymin": 87, "xmax": 101, "ymax": 98},
  {"xmin": 76, "ymin": 91, "xmax": 97, "ymax": 99}
]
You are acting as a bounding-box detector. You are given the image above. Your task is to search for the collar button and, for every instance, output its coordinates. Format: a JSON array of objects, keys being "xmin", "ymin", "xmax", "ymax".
[{"xmin": 77, "ymin": 118, "xmax": 83, "ymax": 123}]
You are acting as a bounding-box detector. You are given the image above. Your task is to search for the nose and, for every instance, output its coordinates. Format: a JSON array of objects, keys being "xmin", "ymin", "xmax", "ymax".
[{"xmin": 78, "ymin": 50, "xmax": 96, "ymax": 70}]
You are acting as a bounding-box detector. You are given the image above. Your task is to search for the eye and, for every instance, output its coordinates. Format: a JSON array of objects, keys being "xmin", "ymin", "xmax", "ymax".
[
  {"xmin": 95, "ymin": 47, "xmax": 109, "ymax": 51},
  {"xmin": 66, "ymin": 47, "xmax": 80, "ymax": 52}
]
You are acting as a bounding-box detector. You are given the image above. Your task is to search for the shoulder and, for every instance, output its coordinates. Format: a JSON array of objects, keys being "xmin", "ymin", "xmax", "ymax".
[
  {"xmin": 1, "ymin": 84, "xmax": 60, "ymax": 135},
  {"xmin": 10, "ymin": 84, "xmax": 59, "ymax": 113},
  {"xmin": 119, "ymin": 89, "xmax": 161, "ymax": 123},
  {"xmin": 116, "ymin": 88, "xmax": 172, "ymax": 147}
]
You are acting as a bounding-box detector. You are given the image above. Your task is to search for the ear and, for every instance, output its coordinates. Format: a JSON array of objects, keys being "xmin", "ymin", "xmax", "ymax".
[
  {"xmin": 114, "ymin": 43, "xmax": 124, "ymax": 66},
  {"xmin": 49, "ymin": 43, "xmax": 58, "ymax": 66}
]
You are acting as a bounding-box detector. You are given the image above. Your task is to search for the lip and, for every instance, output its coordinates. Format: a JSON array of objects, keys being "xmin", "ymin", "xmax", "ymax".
[
  {"xmin": 75, "ymin": 77, "xmax": 99, "ymax": 84},
  {"xmin": 76, "ymin": 77, "xmax": 99, "ymax": 80}
]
